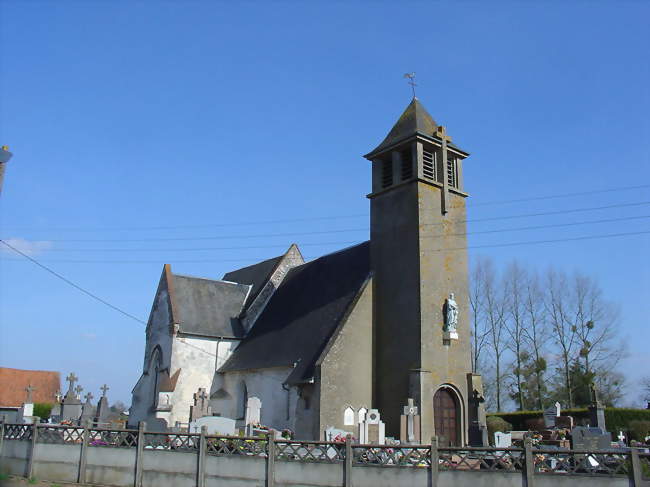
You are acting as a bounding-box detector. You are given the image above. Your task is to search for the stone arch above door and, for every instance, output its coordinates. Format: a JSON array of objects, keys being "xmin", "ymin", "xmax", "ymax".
[{"xmin": 433, "ymin": 385, "xmax": 463, "ymax": 446}]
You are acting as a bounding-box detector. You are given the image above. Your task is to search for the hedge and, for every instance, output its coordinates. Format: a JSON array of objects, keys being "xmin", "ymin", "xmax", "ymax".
[{"xmin": 487, "ymin": 408, "xmax": 650, "ymax": 432}]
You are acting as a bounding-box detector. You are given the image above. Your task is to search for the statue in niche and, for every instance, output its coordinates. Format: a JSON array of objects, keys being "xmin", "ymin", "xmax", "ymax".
[{"xmin": 445, "ymin": 293, "xmax": 458, "ymax": 332}]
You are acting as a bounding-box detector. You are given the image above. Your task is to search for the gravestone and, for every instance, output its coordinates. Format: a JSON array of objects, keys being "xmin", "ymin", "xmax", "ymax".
[
  {"xmin": 494, "ymin": 432, "xmax": 512, "ymax": 448},
  {"xmin": 244, "ymin": 397, "xmax": 262, "ymax": 436},
  {"xmin": 571, "ymin": 426, "xmax": 612, "ymax": 450},
  {"xmin": 189, "ymin": 388, "xmax": 212, "ymax": 423},
  {"xmin": 60, "ymin": 372, "xmax": 83, "ymax": 422},
  {"xmin": 588, "ymin": 384, "xmax": 607, "ymax": 431},
  {"xmin": 543, "ymin": 405, "xmax": 557, "ymax": 428},
  {"xmin": 94, "ymin": 384, "xmax": 110, "ymax": 426},
  {"xmin": 80, "ymin": 393, "xmax": 95, "ymax": 425},
  {"xmin": 399, "ymin": 398, "xmax": 421, "ymax": 444},
  {"xmin": 20, "ymin": 385, "xmax": 35, "ymax": 423},
  {"xmin": 555, "ymin": 416, "xmax": 574, "ymax": 429},
  {"xmin": 359, "ymin": 409, "xmax": 385, "ymax": 444},
  {"xmin": 190, "ymin": 416, "xmax": 236, "ymax": 435}
]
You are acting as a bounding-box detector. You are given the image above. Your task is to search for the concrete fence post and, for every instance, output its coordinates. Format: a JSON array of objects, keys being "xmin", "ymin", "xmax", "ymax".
[
  {"xmin": 197, "ymin": 426, "xmax": 207, "ymax": 487},
  {"xmin": 0, "ymin": 422, "xmax": 5, "ymax": 460},
  {"xmin": 430, "ymin": 436, "xmax": 439, "ymax": 487},
  {"xmin": 266, "ymin": 429, "xmax": 276, "ymax": 487},
  {"xmin": 27, "ymin": 422, "xmax": 39, "ymax": 479},
  {"xmin": 630, "ymin": 448, "xmax": 642, "ymax": 487},
  {"xmin": 78, "ymin": 426, "xmax": 89, "ymax": 483},
  {"xmin": 523, "ymin": 438, "xmax": 535, "ymax": 487},
  {"xmin": 134, "ymin": 421, "xmax": 146, "ymax": 487},
  {"xmin": 344, "ymin": 434, "xmax": 353, "ymax": 487}
]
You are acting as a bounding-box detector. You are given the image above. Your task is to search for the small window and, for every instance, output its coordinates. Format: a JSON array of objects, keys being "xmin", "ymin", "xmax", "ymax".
[
  {"xmin": 423, "ymin": 149, "xmax": 436, "ymax": 181},
  {"xmin": 358, "ymin": 407, "xmax": 367, "ymax": 423},
  {"xmin": 344, "ymin": 407, "xmax": 355, "ymax": 425},
  {"xmin": 381, "ymin": 159, "xmax": 393, "ymax": 188},
  {"xmin": 447, "ymin": 156, "xmax": 457, "ymax": 188},
  {"xmin": 400, "ymin": 149, "xmax": 413, "ymax": 181}
]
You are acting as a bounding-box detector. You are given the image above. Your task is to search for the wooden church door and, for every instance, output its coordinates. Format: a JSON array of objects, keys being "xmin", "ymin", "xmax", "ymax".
[{"xmin": 434, "ymin": 388, "xmax": 459, "ymax": 446}]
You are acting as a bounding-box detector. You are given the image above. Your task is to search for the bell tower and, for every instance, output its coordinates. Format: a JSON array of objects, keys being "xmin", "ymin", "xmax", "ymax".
[{"xmin": 365, "ymin": 98, "xmax": 481, "ymax": 445}]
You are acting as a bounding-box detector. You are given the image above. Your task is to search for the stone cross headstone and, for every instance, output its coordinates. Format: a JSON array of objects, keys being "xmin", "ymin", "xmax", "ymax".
[
  {"xmin": 555, "ymin": 402, "xmax": 561, "ymax": 416},
  {"xmin": 61, "ymin": 372, "xmax": 82, "ymax": 422},
  {"xmin": 189, "ymin": 387, "xmax": 212, "ymax": 423},
  {"xmin": 25, "ymin": 384, "xmax": 35, "ymax": 403},
  {"xmin": 359, "ymin": 409, "xmax": 385, "ymax": 445},
  {"xmin": 80, "ymin": 392, "xmax": 95, "ymax": 426},
  {"xmin": 64, "ymin": 372, "xmax": 78, "ymax": 400},
  {"xmin": 494, "ymin": 432, "xmax": 512, "ymax": 448},
  {"xmin": 399, "ymin": 398, "xmax": 421, "ymax": 444},
  {"xmin": 94, "ymin": 384, "xmax": 110, "ymax": 426},
  {"xmin": 75, "ymin": 385, "xmax": 84, "ymax": 400},
  {"xmin": 588, "ymin": 384, "xmax": 606, "ymax": 431}
]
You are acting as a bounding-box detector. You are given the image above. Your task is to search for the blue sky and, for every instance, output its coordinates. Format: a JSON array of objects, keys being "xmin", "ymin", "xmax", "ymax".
[{"xmin": 0, "ymin": 1, "xmax": 648, "ymax": 406}]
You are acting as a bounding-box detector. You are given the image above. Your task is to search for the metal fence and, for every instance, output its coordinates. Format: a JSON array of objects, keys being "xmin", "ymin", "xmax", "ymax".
[{"xmin": 2, "ymin": 423, "xmax": 648, "ymax": 479}]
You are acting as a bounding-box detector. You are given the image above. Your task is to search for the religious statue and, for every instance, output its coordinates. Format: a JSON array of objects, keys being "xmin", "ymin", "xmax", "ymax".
[{"xmin": 445, "ymin": 293, "xmax": 458, "ymax": 332}]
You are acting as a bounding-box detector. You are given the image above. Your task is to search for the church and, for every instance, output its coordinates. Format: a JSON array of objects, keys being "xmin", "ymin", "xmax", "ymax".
[{"xmin": 129, "ymin": 97, "xmax": 486, "ymax": 445}]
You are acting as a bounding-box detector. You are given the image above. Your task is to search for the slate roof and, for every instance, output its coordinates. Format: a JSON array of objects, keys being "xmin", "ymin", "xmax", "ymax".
[
  {"xmin": 0, "ymin": 367, "xmax": 60, "ymax": 407},
  {"xmin": 222, "ymin": 255, "xmax": 284, "ymax": 310},
  {"xmin": 172, "ymin": 274, "xmax": 251, "ymax": 338},
  {"xmin": 219, "ymin": 241, "xmax": 371, "ymax": 384},
  {"xmin": 365, "ymin": 98, "xmax": 468, "ymax": 158}
]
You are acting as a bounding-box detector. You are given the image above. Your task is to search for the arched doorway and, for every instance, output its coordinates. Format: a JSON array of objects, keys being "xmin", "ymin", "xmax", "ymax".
[{"xmin": 433, "ymin": 387, "xmax": 461, "ymax": 446}]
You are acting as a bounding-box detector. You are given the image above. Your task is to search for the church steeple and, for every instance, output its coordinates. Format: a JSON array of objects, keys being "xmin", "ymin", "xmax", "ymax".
[
  {"xmin": 365, "ymin": 98, "xmax": 469, "ymax": 212},
  {"xmin": 366, "ymin": 98, "xmax": 478, "ymax": 445}
]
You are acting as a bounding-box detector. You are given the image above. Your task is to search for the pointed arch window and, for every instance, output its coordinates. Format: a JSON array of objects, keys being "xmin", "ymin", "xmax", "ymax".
[{"xmin": 344, "ymin": 406, "xmax": 355, "ymax": 426}]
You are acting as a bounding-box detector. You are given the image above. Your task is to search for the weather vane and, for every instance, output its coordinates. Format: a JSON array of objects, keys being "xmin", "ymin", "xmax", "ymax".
[{"xmin": 403, "ymin": 72, "xmax": 417, "ymax": 98}]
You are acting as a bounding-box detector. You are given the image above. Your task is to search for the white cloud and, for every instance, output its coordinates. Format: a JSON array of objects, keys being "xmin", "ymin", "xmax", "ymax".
[{"xmin": 1, "ymin": 237, "xmax": 53, "ymax": 257}]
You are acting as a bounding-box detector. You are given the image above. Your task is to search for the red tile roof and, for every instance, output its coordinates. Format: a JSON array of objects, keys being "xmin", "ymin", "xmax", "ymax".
[{"xmin": 0, "ymin": 367, "xmax": 61, "ymax": 407}]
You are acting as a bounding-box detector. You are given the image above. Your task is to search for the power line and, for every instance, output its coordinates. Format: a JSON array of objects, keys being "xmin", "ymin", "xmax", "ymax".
[
  {"xmin": 4, "ymin": 229, "xmax": 648, "ymax": 264},
  {"xmin": 0, "ymin": 238, "xmax": 220, "ymax": 359},
  {"xmin": 23, "ymin": 200, "xmax": 650, "ymax": 243},
  {"xmin": 3, "ymin": 183, "xmax": 648, "ymax": 232},
  {"xmin": 0, "ymin": 239, "xmax": 146, "ymax": 324},
  {"xmin": 40, "ymin": 214, "xmax": 650, "ymax": 252}
]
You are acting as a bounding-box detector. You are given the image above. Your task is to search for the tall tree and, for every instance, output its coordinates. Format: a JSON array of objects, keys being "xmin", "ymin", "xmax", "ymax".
[
  {"xmin": 469, "ymin": 257, "xmax": 490, "ymax": 374},
  {"xmin": 544, "ymin": 268, "xmax": 578, "ymax": 407},
  {"xmin": 483, "ymin": 259, "xmax": 508, "ymax": 411},
  {"xmin": 503, "ymin": 261, "xmax": 527, "ymax": 410},
  {"xmin": 523, "ymin": 271, "xmax": 548, "ymax": 410}
]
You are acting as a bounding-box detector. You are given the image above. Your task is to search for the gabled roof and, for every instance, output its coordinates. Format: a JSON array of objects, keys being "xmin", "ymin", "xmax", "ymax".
[
  {"xmin": 365, "ymin": 98, "xmax": 468, "ymax": 158},
  {"xmin": 219, "ymin": 241, "xmax": 371, "ymax": 384},
  {"xmin": 222, "ymin": 254, "xmax": 285, "ymax": 310},
  {"xmin": 0, "ymin": 367, "xmax": 60, "ymax": 407},
  {"xmin": 171, "ymin": 273, "xmax": 250, "ymax": 338}
]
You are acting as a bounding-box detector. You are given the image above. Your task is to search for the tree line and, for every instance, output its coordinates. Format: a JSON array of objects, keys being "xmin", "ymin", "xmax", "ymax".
[{"xmin": 469, "ymin": 257, "xmax": 627, "ymax": 412}]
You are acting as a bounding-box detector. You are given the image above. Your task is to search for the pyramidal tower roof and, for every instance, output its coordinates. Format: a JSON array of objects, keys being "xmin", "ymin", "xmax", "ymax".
[{"xmin": 365, "ymin": 98, "xmax": 467, "ymax": 158}]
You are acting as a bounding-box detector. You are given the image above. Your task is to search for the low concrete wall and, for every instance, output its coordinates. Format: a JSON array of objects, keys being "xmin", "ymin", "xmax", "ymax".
[{"xmin": 0, "ymin": 436, "xmax": 639, "ymax": 487}]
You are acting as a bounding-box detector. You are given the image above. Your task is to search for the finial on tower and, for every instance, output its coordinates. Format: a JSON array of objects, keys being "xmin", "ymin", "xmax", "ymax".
[{"xmin": 403, "ymin": 73, "xmax": 417, "ymax": 99}]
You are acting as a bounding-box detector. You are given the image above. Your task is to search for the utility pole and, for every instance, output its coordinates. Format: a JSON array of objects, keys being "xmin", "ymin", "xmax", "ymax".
[{"xmin": 0, "ymin": 145, "xmax": 13, "ymax": 195}]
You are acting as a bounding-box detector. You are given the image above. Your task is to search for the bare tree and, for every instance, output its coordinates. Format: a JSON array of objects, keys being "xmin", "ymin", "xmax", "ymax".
[
  {"xmin": 642, "ymin": 377, "xmax": 650, "ymax": 404},
  {"xmin": 523, "ymin": 271, "xmax": 548, "ymax": 410},
  {"xmin": 469, "ymin": 257, "xmax": 490, "ymax": 374},
  {"xmin": 483, "ymin": 259, "xmax": 508, "ymax": 411},
  {"xmin": 503, "ymin": 261, "xmax": 527, "ymax": 410},
  {"xmin": 545, "ymin": 268, "xmax": 578, "ymax": 407}
]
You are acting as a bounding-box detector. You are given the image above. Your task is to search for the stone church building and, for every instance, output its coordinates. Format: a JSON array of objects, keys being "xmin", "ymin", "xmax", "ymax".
[{"xmin": 129, "ymin": 98, "xmax": 486, "ymax": 445}]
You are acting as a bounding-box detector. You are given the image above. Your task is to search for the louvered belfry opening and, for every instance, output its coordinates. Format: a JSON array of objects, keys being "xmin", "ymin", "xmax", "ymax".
[
  {"xmin": 381, "ymin": 158, "xmax": 393, "ymax": 188},
  {"xmin": 400, "ymin": 148, "xmax": 413, "ymax": 181}
]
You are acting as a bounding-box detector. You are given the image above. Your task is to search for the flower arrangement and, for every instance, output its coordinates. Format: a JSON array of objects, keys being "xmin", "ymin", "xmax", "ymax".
[{"xmin": 281, "ymin": 429, "xmax": 294, "ymax": 440}]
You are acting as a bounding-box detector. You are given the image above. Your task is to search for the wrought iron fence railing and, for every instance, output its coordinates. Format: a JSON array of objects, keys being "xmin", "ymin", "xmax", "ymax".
[
  {"xmin": 439, "ymin": 447, "xmax": 524, "ymax": 472},
  {"xmin": 276, "ymin": 439, "xmax": 344, "ymax": 463},
  {"xmin": 1, "ymin": 423, "xmax": 648, "ymax": 479}
]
